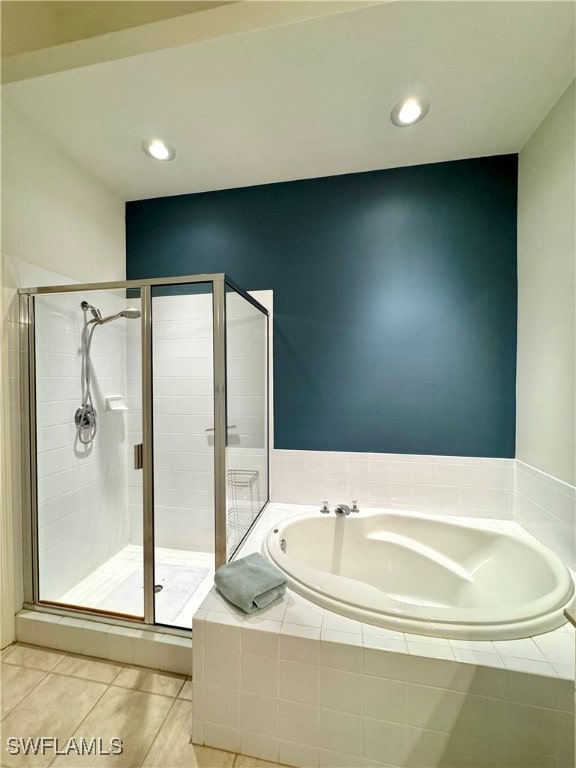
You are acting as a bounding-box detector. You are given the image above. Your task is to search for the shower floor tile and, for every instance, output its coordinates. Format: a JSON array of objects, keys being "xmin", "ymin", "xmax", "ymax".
[{"xmin": 57, "ymin": 545, "xmax": 214, "ymax": 630}]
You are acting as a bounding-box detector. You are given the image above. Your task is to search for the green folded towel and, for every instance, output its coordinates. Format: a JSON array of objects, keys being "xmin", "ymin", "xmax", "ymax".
[{"xmin": 214, "ymin": 553, "xmax": 287, "ymax": 614}]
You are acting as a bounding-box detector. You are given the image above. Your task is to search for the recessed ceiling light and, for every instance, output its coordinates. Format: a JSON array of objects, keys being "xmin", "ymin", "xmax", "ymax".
[
  {"xmin": 141, "ymin": 138, "xmax": 176, "ymax": 161},
  {"xmin": 390, "ymin": 97, "xmax": 430, "ymax": 127}
]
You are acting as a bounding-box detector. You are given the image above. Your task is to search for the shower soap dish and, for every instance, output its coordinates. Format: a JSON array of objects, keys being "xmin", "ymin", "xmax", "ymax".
[{"xmin": 105, "ymin": 395, "xmax": 128, "ymax": 412}]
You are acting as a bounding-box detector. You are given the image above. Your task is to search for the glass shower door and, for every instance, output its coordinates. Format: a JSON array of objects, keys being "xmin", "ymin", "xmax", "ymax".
[
  {"xmin": 151, "ymin": 283, "xmax": 215, "ymax": 628},
  {"xmin": 34, "ymin": 288, "xmax": 145, "ymax": 619}
]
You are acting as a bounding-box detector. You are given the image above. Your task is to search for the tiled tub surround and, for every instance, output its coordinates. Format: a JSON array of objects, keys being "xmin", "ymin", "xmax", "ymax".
[
  {"xmin": 271, "ymin": 449, "xmax": 575, "ymax": 570},
  {"xmin": 516, "ymin": 460, "xmax": 576, "ymax": 569},
  {"xmin": 271, "ymin": 451, "xmax": 515, "ymax": 520},
  {"xmin": 192, "ymin": 504, "xmax": 575, "ymax": 768}
]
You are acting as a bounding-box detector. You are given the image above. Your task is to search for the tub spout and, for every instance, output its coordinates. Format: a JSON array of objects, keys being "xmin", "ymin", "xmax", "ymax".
[{"xmin": 334, "ymin": 504, "xmax": 351, "ymax": 516}]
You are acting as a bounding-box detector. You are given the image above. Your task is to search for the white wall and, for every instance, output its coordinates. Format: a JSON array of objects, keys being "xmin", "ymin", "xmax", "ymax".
[
  {"xmin": 1, "ymin": 101, "xmax": 125, "ymax": 284},
  {"xmin": 1, "ymin": 103, "xmax": 126, "ymax": 646},
  {"xmin": 516, "ymin": 79, "xmax": 576, "ymax": 487},
  {"xmin": 0, "ymin": 256, "xmax": 17, "ymax": 649}
]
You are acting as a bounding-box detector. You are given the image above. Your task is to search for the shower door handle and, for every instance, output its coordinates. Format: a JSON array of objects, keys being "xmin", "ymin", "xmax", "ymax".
[{"xmin": 134, "ymin": 444, "xmax": 143, "ymax": 470}]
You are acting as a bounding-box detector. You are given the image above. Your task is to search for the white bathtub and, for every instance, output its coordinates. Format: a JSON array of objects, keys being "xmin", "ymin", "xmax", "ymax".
[{"xmin": 262, "ymin": 509, "xmax": 575, "ymax": 640}]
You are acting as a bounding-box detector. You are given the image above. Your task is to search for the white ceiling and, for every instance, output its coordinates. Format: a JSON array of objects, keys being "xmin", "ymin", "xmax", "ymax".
[{"xmin": 3, "ymin": 1, "xmax": 575, "ymax": 202}]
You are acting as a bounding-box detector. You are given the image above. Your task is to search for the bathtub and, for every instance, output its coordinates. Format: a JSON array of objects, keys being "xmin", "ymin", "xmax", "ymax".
[{"xmin": 262, "ymin": 509, "xmax": 575, "ymax": 640}]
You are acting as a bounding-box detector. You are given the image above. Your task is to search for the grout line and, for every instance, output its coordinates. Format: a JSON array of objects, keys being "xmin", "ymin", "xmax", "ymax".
[
  {"xmin": 50, "ymin": 678, "xmax": 110, "ymax": 765},
  {"xmin": 4, "ymin": 644, "xmax": 191, "ymax": 686},
  {"xmin": 0, "ymin": 669, "xmax": 50, "ymax": 722},
  {"xmin": 110, "ymin": 679, "xmax": 186, "ymax": 699},
  {"xmin": 49, "ymin": 661, "xmax": 127, "ymax": 688},
  {"xmin": 1, "ymin": 657, "xmax": 67, "ymax": 675},
  {"xmin": 138, "ymin": 696, "xmax": 178, "ymax": 767},
  {"xmin": 45, "ymin": 680, "xmax": 111, "ymax": 768},
  {"xmin": 8, "ymin": 666, "xmax": 188, "ymax": 699}
]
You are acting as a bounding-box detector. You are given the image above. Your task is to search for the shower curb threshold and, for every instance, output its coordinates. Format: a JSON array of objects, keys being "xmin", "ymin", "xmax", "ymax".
[{"xmin": 14, "ymin": 608, "xmax": 192, "ymax": 676}]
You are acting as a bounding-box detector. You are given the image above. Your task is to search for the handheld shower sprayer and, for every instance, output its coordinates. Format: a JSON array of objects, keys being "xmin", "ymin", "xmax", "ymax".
[
  {"xmin": 76, "ymin": 300, "xmax": 141, "ymax": 445},
  {"xmin": 120, "ymin": 308, "xmax": 141, "ymax": 319},
  {"xmin": 81, "ymin": 301, "xmax": 141, "ymax": 325}
]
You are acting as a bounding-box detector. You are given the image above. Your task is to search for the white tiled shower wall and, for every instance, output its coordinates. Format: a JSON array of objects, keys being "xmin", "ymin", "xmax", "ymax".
[
  {"xmin": 35, "ymin": 290, "xmax": 132, "ymax": 598},
  {"xmin": 270, "ymin": 449, "xmax": 575, "ymax": 568}
]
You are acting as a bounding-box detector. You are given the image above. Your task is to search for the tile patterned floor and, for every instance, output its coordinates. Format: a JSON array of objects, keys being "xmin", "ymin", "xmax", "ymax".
[{"xmin": 0, "ymin": 644, "xmax": 289, "ymax": 768}]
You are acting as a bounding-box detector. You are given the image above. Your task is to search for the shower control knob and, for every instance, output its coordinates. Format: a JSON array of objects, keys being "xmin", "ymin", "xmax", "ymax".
[
  {"xmin": 351, "ymin": 500, "xmax": 360, "ymax": 513},
  {"xmin": 320, "ymin": 501, "xmax": 330, "ymax": 514},
  {"xmin": 75, "ymin": 405, "xmax": 96, "ymax": 429}
]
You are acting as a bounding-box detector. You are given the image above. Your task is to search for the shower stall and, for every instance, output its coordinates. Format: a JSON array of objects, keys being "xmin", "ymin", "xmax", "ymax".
[{"xmin": 19, "ymin": 274, "xmax": 269, "ymax": 631}]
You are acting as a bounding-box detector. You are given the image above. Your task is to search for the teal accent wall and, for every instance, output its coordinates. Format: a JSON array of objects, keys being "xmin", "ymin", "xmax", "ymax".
[{"xmin": 127, "ymin": 155, "xmax": 517, "ymax": 456}]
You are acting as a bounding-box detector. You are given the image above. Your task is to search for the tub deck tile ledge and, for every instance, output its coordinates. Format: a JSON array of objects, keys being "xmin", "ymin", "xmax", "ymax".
[
  {"xmin": 191, "ymin": 503, "xmax": 575, "ymax": 768},
  {"xmin": 193, "ymin": 589, "xmax": 574, "ymax": 768}
]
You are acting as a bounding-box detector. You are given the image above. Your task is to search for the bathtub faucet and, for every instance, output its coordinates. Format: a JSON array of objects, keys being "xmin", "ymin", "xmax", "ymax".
[
  {"xmin": 334, "ymin": 504, "xmax": 351, "ymax": 516},
  {"xmin": 334, "ymin": 501, "xmax": 360, "ymax": 515}
]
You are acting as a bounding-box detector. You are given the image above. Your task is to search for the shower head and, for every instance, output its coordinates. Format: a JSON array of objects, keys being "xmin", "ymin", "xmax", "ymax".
[
  {"xmin": 81, "ymin": 300, "xmax": 140, "ymax": 325},
  {"xmin": 120, "ymin": 308, "xmax": 141, "ymax": 319},
  {"xmin": 95, "ymin": 307, "xmax": 141, "ymax": 325}
]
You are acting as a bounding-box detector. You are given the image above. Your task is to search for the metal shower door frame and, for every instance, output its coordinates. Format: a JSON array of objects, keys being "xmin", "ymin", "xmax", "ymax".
[{"xmin": 18, "ymin": 273, "xmax": 269, "ymax": 626}]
